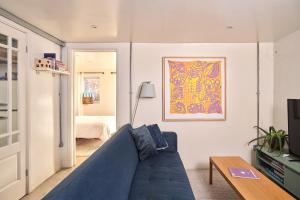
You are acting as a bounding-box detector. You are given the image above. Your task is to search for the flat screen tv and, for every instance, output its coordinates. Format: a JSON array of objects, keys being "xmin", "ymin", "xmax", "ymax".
[{"xmin": 287, "ymin": 99, "xmax": 300, "ymax": 157}]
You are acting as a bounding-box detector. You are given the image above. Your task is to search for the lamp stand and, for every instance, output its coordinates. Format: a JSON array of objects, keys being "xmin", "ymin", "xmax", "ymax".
[{"xmin": 131, "ymin": 83, "xmax": 144, "ymax": 125}]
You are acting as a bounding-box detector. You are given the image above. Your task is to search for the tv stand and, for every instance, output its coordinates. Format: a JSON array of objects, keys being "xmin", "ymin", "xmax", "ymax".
[{"xmin": 256, "ymin": 147, "xmax": 300, "ymax": 199}]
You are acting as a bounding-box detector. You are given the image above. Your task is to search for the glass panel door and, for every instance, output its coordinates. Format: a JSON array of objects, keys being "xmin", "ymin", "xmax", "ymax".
[
  {"xmin": 0, "ymin": 21, "xmax": 26, "ymax": 200},
  {"xmin": 12, "ymin": 49, "xmax": 19, "ymax": 142},
  {"xmin": 0, "ymin": 33, "xmax": 8, "ymax": 45},
  {"xmin": 0, "ymin": 37, "xmax": 20, "ymax": 146},
  {"xmin": 0, "ymin": 46, "xmax": 8, "ymax": 139}
]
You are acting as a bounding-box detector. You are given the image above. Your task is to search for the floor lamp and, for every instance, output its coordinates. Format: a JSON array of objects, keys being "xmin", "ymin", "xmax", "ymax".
[{"xmin": 131, "ymin": 81, "xmax": 156, "ymax": 125}]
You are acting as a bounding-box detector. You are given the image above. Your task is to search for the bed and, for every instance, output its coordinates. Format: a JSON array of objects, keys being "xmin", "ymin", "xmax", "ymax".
[{"xmin": 75, "ymin": 116, "xmax": 116, "ymax": 141}]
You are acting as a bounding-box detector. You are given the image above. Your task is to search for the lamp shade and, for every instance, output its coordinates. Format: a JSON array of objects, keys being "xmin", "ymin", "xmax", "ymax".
[{"xmin": 140, "ymin": 82, "xmax": 156, "ymax": 98}]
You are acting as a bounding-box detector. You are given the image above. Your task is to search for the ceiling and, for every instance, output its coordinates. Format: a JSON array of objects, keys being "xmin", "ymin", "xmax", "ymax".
[{"xmin": 0, "ymin": 0, "xmax": 300, "ymax": 43}]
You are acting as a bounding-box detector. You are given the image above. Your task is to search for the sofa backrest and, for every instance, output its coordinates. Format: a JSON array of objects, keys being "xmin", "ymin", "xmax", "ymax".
[{"xmin": 43, "ymin": 123, "xmax": 139, "ymax": 200}]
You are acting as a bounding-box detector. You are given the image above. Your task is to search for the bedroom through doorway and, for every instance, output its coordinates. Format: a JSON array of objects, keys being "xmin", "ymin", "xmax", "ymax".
[{"xmin": 73, "ymin": 51, "xmax": 117, "ymax": 164}]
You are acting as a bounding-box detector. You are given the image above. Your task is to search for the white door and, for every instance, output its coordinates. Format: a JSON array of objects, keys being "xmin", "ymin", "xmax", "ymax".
[{"xmin": 0, "ymin": 21, "xmax": 26, "ymax": 200}]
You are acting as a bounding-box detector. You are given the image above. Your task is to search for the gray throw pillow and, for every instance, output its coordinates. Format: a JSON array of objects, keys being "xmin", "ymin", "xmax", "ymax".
[{"xmin": 131, "ymin": 125, "xmax": 158, "ymax": 161}]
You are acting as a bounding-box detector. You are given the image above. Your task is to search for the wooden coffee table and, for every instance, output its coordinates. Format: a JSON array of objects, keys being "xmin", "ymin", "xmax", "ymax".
[{"xmin": 209, "ymin": 156, "xmax": 295, "ymax": 200}]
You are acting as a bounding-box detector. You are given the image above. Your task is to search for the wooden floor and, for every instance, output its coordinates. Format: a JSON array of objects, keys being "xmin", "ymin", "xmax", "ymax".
[
  {"xmin": 21, "ymin": 138, "xmax": 103, "ymax": 200},
  {"xmin": 188, "ymin": 170, "xmax": 239, "ymax": 200},
  {"xmin": 76, "ymin": 138, "xmax": 103, "ymax": 157},
  {"xmin": 21, "ymin": 157, "xmax": 87, "ymax": 200}
]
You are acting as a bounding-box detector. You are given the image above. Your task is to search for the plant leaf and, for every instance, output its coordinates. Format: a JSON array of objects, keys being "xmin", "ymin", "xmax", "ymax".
[
  {"xmin": 270, "ymin": 126, "xmax": 277, "ymax": 133},
  {"xmin": 282, "ymin": 130, "xmax": 286, "ymax": 135},
  {"xmin": 248, "ymin": 136, "xmax": 266, "ymax": 145},
  {"xmin": 254, "ymin": 126, "xmax": 269, "ymax": 135},
  {"xmin": 269, "ymin": 135, "xmax": 275, "ymax": 152},
  {"xmin": 259, "ymin": 138, "xmax": 268, "ymax": 150},
  {"xmin": 285, "ymin": 136, "xmax": 289, "ymax": 145},
  {"xmin": 275, "ymin": 134, "xmax": 283, "ymax": 156},
  {"xmin": 277, "ymin": 134, "xmax": 282, "ymax": 153}
]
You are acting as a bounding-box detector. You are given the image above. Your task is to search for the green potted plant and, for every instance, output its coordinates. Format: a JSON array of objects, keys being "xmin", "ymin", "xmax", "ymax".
[{"xmin": 248, "ymin": 126, "xmax": 288, "ymax": 154}]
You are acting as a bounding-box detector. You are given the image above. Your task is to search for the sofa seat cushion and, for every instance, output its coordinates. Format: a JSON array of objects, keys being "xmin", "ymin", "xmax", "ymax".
[{"xmin": 129, "ymin": 152, "xmax": 195, "ymax": 200}]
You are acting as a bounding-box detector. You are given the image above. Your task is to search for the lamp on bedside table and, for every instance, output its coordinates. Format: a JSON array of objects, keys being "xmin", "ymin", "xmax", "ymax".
[{"xmin": 131, "ymin": 81, "xmax": 156, "ymax": 125}]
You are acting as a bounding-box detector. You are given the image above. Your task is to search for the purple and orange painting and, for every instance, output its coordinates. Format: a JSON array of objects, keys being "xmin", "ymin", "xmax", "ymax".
[{"xmin": 168, "ymin": 60, "xmax": 223, "ymax": 115}]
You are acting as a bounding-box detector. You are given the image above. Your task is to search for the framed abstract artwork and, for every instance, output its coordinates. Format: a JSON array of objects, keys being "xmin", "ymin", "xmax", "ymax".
[
  {"xmin": 162, "ymin": 57, "xmax": 226, "ymax": 121},
  {"xmin": 83, "ymin": 76, "xmax": 100, "ymax": 103}
]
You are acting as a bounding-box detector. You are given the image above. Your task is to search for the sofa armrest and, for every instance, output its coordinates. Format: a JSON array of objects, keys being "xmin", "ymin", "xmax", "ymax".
[{"xmin": 162, "ymin": 131, "xmax": 177, "ymax": 152}]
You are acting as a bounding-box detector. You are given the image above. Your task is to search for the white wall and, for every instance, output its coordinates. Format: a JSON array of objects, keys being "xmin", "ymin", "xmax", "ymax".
[
  {"xmin": 274, "ymin": 29, "xmax": 300, "ymax": 131},
  {"xmin": 0, "ymin": 16, "xmax": 62, "ymax": 192},
  {"xmin": 74, "ymin": 51, "xmax": 116, "ymax": 71},
  {"xmin": 80, "ymin": 71, "xmax": 116, "ymax": 116},
  {"xmin": 260, "ymin": 43, "xmax": 274, "ymax": 129},
  {"xmin": 131, "ymin": 43, "xmax": 274, "ymax": 169},
  {"xmin": 27, "ymin": 34, "xmax": 61, "ymax": 191},
  {"xmin": 74, "ymin": 52, "xmax": 116, "ymax": 116}
]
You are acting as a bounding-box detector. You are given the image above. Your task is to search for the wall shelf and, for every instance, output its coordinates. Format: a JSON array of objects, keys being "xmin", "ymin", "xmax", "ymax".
[{"xmin": 33, "ymin": 67, "xmax": 70, "ymax": 76}]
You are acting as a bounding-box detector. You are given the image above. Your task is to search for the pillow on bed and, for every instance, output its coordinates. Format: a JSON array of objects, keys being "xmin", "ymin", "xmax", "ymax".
[
  {"xmin": 147, "ymin": 124, "xmax": 168, "ymax": 150},
  {"xmin": 130, "ymin": 125, "xmax": 158, "ymax": 161}
]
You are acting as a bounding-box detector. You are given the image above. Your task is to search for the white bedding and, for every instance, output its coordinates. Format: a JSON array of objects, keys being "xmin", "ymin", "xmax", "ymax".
[{"xmin": 75, "ymin": 116, "xmax": 116, "ymax": 140}]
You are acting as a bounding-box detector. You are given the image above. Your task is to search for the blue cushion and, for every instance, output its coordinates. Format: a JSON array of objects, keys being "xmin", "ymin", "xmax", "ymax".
[
  {"xmin": 131, "ymin": 125, "xmax": 158, "ymax": 161},
  {"xmin": 42, "ymin": 124, "xmax": 139, "ymax": 200},
  {"xmin": 129, "ymin": 151, "xmax": 195, "ymax": 200},
  {"xmin": 147, "ymin": 124, "xmax": 168, "ymax": 150},
  {"xmin": 162, "ymin": 131, "xmax": 177, "ymax": 152}
]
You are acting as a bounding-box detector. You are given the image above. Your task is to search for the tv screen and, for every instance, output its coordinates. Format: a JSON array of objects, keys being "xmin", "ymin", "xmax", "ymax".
[{"xmin": 287, "ymin": 99, "xmax": 300, "ymax": 157}]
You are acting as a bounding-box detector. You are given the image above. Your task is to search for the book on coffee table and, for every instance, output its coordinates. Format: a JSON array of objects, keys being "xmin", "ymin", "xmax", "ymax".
[{"xmin": 229, "ymin": 167, "xmax": 260, "ymax": 179}]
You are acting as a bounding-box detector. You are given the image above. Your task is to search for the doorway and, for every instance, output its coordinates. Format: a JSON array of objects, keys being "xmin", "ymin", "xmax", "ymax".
[{"xmin": 73, "ymin": 51, "xmax": 117, "ymax": 164}]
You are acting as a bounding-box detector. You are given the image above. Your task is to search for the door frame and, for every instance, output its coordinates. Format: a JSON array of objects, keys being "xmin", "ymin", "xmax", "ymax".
[
  {"xmin": 0, "ymin": 16, "xmax": 28, "ymax": 198},
  {"xmin": 63, "ymin": 45, "xmax": 122, "ymax": 167}
]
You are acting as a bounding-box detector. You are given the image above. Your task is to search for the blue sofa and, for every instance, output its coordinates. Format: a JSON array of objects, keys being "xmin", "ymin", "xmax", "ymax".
[{"xmin": 43, "ymin": 124, "xmax": 195, "ymax": 200}]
